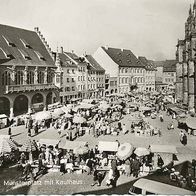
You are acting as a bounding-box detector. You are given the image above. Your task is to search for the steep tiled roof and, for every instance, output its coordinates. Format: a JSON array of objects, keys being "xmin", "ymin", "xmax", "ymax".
[
  {"xmin": 138, "ymin": 56, "xmax": 156, "ymax": 71},
  {"xmin": 85, "ymin": 55, "xmax": 105, "ymax": 72},
  {"xmin": 0, "ymin": 24, "xmax": 54, "ymax": 67},
  {"xmin": 154, "ymin": 61, "xmax": 165, "ymax": 67},
  {"xmin": 64, "ymin": 52, "xmax": 87, "ymax": 65},
  {"xmin": 102, "ymin": 46, "xmax": 144, "ymax": 68},
  {"xmin": 163, "ymin": 60, "xmax": 176, "ymax": 72},
  {"xmin": 58, "ymin": 53, "xmax": 77, "ymax": 68}
]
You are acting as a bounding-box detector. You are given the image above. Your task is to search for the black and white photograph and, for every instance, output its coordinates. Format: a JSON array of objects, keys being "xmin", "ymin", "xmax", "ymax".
[{"xmin": 0, "ymin": 0, "xmax": 196, "ymax": 195}]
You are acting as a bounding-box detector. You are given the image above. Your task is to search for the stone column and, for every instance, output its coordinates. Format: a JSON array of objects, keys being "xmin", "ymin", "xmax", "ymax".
[
  {"xmin": 9, "ymin": 99, "xmax": 14, "ymax": 118},
  {"xmin": 188, "ymin": 61, "xmax": 195, "ymax": 111},
  {"xmin": 34, "ymin": 67, "xmax": 38, "ymax": 84},
  {"xmin": 183, "ymin": 62, "xmax": 188, "ymax": 105},
  {"xmin": 44, "ymin": 67, "xmax": 48, "ymax": 84},
  {"xmin": 23, "ymin": 66, "xmax": 28, "ymax": 85}
]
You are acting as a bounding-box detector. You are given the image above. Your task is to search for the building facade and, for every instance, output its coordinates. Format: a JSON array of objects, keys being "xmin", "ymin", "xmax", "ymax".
[
  {"xmin": 0, "ymin": 25, "xmax": 60, "ymax": 117},
  {"xmin": 138, "ymin": 57, "xmax": 156, "ymax": 92},
  {"xmin": 84, "ymin": 55, "xmax": 105, "ymax": 98},
  {"xmin": 176, "ymin": 2, "xmax": 196, "ymax": 111},
  {"xmin": 93, "ymin": 46, "xmax": 145, "ymax": 93}
]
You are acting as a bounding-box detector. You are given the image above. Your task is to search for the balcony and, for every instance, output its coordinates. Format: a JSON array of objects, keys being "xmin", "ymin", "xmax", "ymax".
[{"xmin": 4, "ymin": 83, "xmax": 58, "ymax": 94}]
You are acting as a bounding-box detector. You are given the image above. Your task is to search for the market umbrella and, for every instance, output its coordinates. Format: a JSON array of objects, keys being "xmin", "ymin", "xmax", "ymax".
[
  {"xmin": 116, "ymin": 143, "xmax": 134, "ymax": 160},
  {"xmin": 186, "ymin": 116, "xmax": 196, "ymax": 129},
  {"xmin": 134, "ymin": 147, "xmax": 150, "ymax": 157},
  {"xmin": 73, "ymin": 116, "xmax": 86, "ymax": 124},
  {"xmin": 20, "ymin": 138, "xmax": 37, "ymax": 152},
  {"xmin": 0, "ymin": 138, "xmax": 19, "ymax": 153},
  {"xmin": 73, "ymin": 146, "xmax": 89, "ymax": 155},
  {"xmin": 52, "ymin": 108, "xmax": 65, "ymax": 119},
  {"xmin": 139, "ymin": 106, "xmax": 151, "ymax": 111},
  {"xmin": 61, "ymin": 106, "xmax": 71, "ymax": 113},
  {"xmin": 99, "ymin": 104, "xmax": 110, "ymax": 110},
  {"xmin": 34, "ymin": 111, "xmax": 52, "ymax": 121},
  {"xmin": 78, "ymin": 103, "xmax": 94, "ymax": 109},
  {"xmin": 63, "ymin": 113, "xmax": 73, "ymax": 118}
]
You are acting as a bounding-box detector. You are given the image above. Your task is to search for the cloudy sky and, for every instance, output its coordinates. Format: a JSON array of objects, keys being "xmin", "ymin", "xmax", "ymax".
[{"xmin": 0, "ymin": 0, "xmax": 193, "ymax": 60}]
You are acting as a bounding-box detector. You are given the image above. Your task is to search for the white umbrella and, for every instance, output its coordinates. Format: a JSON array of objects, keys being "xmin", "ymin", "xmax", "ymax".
[
  {"xmin": 34, "ymin": 111, "xmax": 52, "ymax": 121},
  {"xmin": 78, "ymin": 103, "xmax": 94, "ymax": 109},
  {"xmin": 116, "ymin": 143, "xmax": 134, "ymax": 160},
  {"xmin": 63, "ymin": 113, "xmax": 73, "ymax": 118},
  {"xmin": 52, "ymin": 108, "xmax": 65, "ymax": 119},
  {"xmin": 134, "ymin": 147, "xmax": 150, "ymax": 157},
  {"xmin": 73, "ymin": 116, "xmax": 86, "ymax": 124}
]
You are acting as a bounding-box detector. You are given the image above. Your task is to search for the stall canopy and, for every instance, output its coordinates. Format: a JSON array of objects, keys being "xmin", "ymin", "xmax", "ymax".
[
  {"xmin": 82, "ymin": 99, "xmax": 95, "ymax": 104},
  {"xmin": 186, "ymin": 116, "xmax": 196, "ymax": 129},
  {"xmin": 73, "ymin": 116, "xmax": 86, "ymax": 124},
  {"xmin": 78, "ymin": 103, "xmax": 95, "ymax": 109},
  {"xmin": 0, "ymin": 138, "xmax": 19, "ymax": 153},
  {"xmin": 134, "ymin": 147, "xmax": 150, "ymax": 157},
  {"xmin": 0, "ymin": 114, "xmax": 7, "ymax": 119},
  {"xmin": 39, "ymin": 139, "xmax": 59, "ymax": 147},
  {"xmin": 139, "ymin": 106, "xmax": 151, "ymax": 111},
  {"xmin": 59, "ymin": 140, "xmax": 87, "ymax": 150},
  {"xmin": 34, "ymin": 111, "xmax": 52, "ymax": 121},
  {"xmin": 98, "ymin": 141, "xmax": 119, "ymax": 152},
  {"xmin": 150, "ymin": 145, "xmax": 178, "ymax": 154},
  {"xmin": 51, "ymin": 108, "xmax": 65, "ymax": 119}
]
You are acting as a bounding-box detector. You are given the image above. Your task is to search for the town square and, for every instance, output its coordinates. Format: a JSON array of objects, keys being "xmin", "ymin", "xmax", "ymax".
[{"xmin": 0, "ymin": 0, "xmax": 196, "ymax": 195}]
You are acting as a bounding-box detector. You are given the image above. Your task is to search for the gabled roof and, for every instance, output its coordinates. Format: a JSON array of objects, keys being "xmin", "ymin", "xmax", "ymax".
[
  {"xmin": 101, "ymin": 46, "xmax": 144, "ymax": 68},
  {"xmin": 57, "ymin": 53, "xmax": 77, "ymax": 68},
  {"xmin": 85, "ymin": 55, "xmax": 105, "ymax": 72},
  {"xmin": 138, "ymin": 56, "xmax": 156, "ymax": 71},
  {"xmin": 163, "ymin": 60, "xmax": 176, "ymax": 72},
  {"xmin": 64, "ymin": 52, "xmax": 87, "ymax": 65},
  {"xmin": 0, "ymin": 24, "xmax": 54, "ymax": 67}
]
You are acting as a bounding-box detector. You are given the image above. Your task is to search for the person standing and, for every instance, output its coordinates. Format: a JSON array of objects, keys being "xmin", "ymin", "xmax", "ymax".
[
  {"xmin": 157, "ymin": 154, "xmax": 164, "ymax": 168},
  {"xmin": 8, "ymin": 127, "xmax": 12, "ymax": 136}
]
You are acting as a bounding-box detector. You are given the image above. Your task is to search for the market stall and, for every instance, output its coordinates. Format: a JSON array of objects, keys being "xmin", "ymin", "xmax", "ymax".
[
  {"xmin": 150, "ymin": 145, "xmax": 178, "ymax": 168},
  {"xmin": 98, "ymin": 141, "xmax": 119, "ymax": 152},
  {"xmin": 0, "ymin": 114, "xmax": 8, "ymax": 129},
  {"xmin": 39, "ymin": 139, "xmax": 60, "ymax": 148},
  {"xmin": 58, "ymin": 140, "xmax": 87, "ymax": 150}
]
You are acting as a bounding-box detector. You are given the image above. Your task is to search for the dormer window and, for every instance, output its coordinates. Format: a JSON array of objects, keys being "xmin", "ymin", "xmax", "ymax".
[
  {"xmin": 20, "ymin": 39, "xmax": 31, "ymax": 48},
  {"xmin": 2, "ymin": 35, "xmax": 15, "ymax": 47},
  {"xmin": 0, "ymin": 47, "xmax": 12, "ymax": 59},
  {"xmin": 18, "ymin": 49, "xmax": 31, "ymax": 60},
  {"xmin": 34, "ymin": 50, "xmax": 45, "ymax": 60}
]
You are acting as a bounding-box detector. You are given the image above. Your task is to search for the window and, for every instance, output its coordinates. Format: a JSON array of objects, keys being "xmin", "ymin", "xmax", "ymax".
[
  {"xmin": 78, "ymin": 76, "xmax": 80, "ymax": 81},
  {"xmin": 0, "ymin": 48, "xmax": 12, "ymax": 59},
  {"xmin": 15, "ymin": 70, "xmax": 24, "ymax": 85},
  {"xmin": 34, "ymin": 50, "xmax": 45, "ymax": 60},
  {"xmin": 27, "ymin": 71, "xmax": 34, "ymax": 84},
  {"xmin": 72, "ymin": 69, "xmax": 75, "ymax": 73},
  {"xmin": 47, "ymin": 72, "xmax": 53, "ymax": 84},
  {"xmin": 78, "ymin": 85, "xmax": 80, "ymax": 91},
  {"xmin": 125, "ymin": 68, "xmax": 128, "ymax": 73},
  {"xmin": 18, "ymin": 49, "xmax": 31, "ymax": 60},
  {"xmin": 38, "ymin": 71, "xmax": 44, "ymax": 84},
  {"xmin": 20, "ymin": 39, "xmax": 31, "ymax": 48},
  {"xmin": 67, "ymin": 69, "xmax": 70, "ymax": 73},
  {"xmin": 2, "ymin": 35, "xmax": 15, "ymax": 47},
  {"xmin": 72, "ymin": 78, "xmax": 74, "ymax": 82},
  {"xmin": 2, "ymin": 71, "xmax": 11, "ymax": 85},
  {"xmin": 67, "ymin": 78, "xmax": 69, "ymax": 83},
  {"xmin": 72, "ymin": 87, "xmax": 75, "ymax": 91}
]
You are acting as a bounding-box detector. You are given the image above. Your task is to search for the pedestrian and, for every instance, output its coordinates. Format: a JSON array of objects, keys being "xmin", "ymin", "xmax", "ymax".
[
  {"xmin": 180, "ymin": 131, "xmax": 184, "ymax": 144},
  {"xmin": 91, "ymin": 166, "xmax": 106, "ymax": 187},
  {"xmin": 182, "ymin": 133, "xmax": 187, "ymax": 146},
  {"xmin": 28, "ymin": 128, "xmax": 31, "ymax": 137},
  {"xmin": 8, "ymin": 127, "xmax": 12, "ymax": 136},
  {"xmin": 157, "ymin": 154, "xmax": 164, "ymax": 168}
]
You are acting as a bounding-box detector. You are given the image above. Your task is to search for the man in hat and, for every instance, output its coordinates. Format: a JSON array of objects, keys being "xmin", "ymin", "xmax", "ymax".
[{"xmin": 157, "ymin": 154, "xmax": 164, "ymax": 168}]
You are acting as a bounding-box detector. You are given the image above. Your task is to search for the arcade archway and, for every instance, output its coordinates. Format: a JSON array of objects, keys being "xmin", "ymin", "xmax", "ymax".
[
  {"xmin": 32, "ymin": 93, "xmax": 44, "ymax": 112},
  {"xmin": 14, "ymin": 95, "xmax": 28, "ymax": 116},
  {"xmin": 0, "ymin": 97, "xmax": 10, "ymax": 116},
  {"xmin": 46, "ymin": 92, "xmax": 53, "ymax": 105}
]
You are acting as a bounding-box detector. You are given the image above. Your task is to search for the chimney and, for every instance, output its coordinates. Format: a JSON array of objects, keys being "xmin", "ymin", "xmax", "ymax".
[
  {"xmin": 34, "ymin": 27, "xmax": 39, "ymax": 32},
  {"xmin": 71, "ymin": 50, "xmax": 74, "ymax": 54},
  {"xmin": 121, "ymin": 48, "xmax": 123, "ymax": 52},
  {"xmin": 61, "ymin": 47, "xmax": 63, "ymax": 54}
]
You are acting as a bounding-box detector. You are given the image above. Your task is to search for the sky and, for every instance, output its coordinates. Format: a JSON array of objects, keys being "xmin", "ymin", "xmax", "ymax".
[{"xmin": 0, "ymin": 0, "xmax": 193, "ymax": 60}]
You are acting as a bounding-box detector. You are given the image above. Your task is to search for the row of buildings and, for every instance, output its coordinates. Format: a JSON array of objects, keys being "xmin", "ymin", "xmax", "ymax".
[
  {"xmin": 0, "ymin": 24, "xmax": 176, "ymax": 117},
  {"xmin": 176, "ymin": 1, "xmax": 196, "ymax": 111}
]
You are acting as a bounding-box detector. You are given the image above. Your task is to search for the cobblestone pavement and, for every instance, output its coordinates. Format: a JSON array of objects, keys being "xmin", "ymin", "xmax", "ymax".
[{"xmin": 1, "ymin": 111, "xmax": 196, "ymax": 194}]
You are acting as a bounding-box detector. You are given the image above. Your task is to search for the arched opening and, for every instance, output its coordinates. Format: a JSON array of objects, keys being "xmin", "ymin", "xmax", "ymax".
[
  {"xmin": 32, "ymin": 93, "xmax": 44, "ymax": 112},
  {"xmin": 46, "ymin": 92, "xmax": 53, "ymax": 105},
  {"xmin": 14, "ymin": 95, "xmax": 28, "ymax": 116},
  {"xmin": 47, "ymin": 72, "xmax": 54, "ymax": 84},
  {"xmin": 111, "ymin": 89, "xmax": 114, "ymax": 94},
  {"xmin": 0, "ymin": 97, "xmax": 10, "ymax": 116},
  {"xmin": 115, "ymin": 89, "xmax": 117, "ymax": 93}
]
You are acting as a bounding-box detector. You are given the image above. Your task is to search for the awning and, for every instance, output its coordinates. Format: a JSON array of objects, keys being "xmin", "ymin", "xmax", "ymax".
[
  {"xmin": 186, "ymin": 116, "xmax": 196, "ymax": 129},
  {"xmin": 98, "ymin": 141, "xmax": 119, "ymax": 152},
  {"xmin": 39, "ymin": 139, "xmax": 60, "ymax": 147},
  {"xmin": 0, "ymin": 114, "xmax": 8, "ymax": 119},
  {"xmin": 59, "ymin": 140, "xmax": 87, "ymax": 150},
  {"xmin": 150, "ymin": 145, "xmax": 178, "ymax": 154}
]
